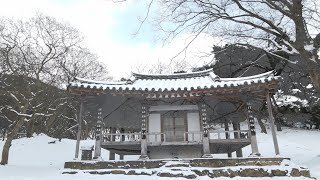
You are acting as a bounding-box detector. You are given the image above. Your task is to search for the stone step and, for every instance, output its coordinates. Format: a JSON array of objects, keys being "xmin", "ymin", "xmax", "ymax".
[
  {"xmin": 64, "ymin": 157, "xmax": 288, "ymax": 170},
  {"xmin": 62, "ymin": 166, "xmax": 311, "ymax": 179},
  {"xmin": 163, "ymin": 160, "xmax": 191, "ymax": 167}
]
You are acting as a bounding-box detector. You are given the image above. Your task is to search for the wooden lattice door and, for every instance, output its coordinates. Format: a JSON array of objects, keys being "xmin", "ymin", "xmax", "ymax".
[{"xmin": 162, "ymin": 112, "xmax": 186, "ymax": 142}]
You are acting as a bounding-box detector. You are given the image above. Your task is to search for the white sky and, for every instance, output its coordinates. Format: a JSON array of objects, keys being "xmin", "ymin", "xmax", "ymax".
[{"xmin": 0, "ymin": 0, "xmax": 217, "ymax": 79}]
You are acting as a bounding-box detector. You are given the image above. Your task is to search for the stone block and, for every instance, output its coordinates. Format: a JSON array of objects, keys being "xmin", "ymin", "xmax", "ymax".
[
  {"xmin": 239, "ymin": 168, "xmax": 269, "ymax": 177},
  {"xmin": 290, "ymin": 168, "xmax": 301, "ymax": 177},
  {"xmin": 111, "ymin": 170, "xmax": 126, "ymax": 174},
  {"xmin": 271, "ymin": 169, "xmax": 288, "ymax": 176},
  {"xmin": 300, "ymin": 170, "xmax": 311, "ymax": 178}
]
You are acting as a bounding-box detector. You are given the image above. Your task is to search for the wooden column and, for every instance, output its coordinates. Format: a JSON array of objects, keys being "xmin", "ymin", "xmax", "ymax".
[
  {"xmin": 247, "ymin": 102, "xmax": 261, "ymax": 156},
  {"xmin": 109, "ymin": 127, "xmax": 116, "ymax": 160},
  {"xmin": 94, "ymin": 108, "xmax": 102, "ymax": 159},
  {"xmin": 233, "ymin": 122, "xmax": 243, "ymax": 157},
  {"xmin": 120, "ymin": 154, "xmax": 124, "ymax": 160},
  {"xmin": 266, "ymin": 93, "xmax": 280, "ymax": 155},
  {"xmin": 224, "ymin": 120, "xmax": 232, "ymax": 158},
  {"xmin": 74, "ymin": 98, "xmax": 83, "ymax": 159},
  {"xmin": 139, "ymin": 105, "xmax": 149, "ymax": 160},
  {"xmin": 200, "ymin": 103, "xmax": 212, "ymax": 158}
]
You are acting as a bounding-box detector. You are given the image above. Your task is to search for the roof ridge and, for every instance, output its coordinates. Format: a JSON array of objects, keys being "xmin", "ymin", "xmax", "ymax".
[
  {"xmin": 219, "ymin": 71, "xmax": 275, "ymax": 81},
  {"xmin": 74, "ymin": 77, "xmax": 128, "ymax": 85},
  {"xmin": 133, "ymin": 68, "xmax": 215, "ymax": 79}
]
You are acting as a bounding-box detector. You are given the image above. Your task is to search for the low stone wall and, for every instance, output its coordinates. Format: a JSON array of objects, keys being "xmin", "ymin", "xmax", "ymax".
[
  {"xmin": 64, "ymin": 157, "xmax": 289, "ymax": 170},
  {"xmin": 63, "ymin": 158, "xmax": 311, "ymax": 179},
  {"xmin": 190, "ymin": 157, "xmax": 289, "ymax": 167},
  {"xmin": 64, "ymin": 160, "xmax": 166, "ymax": 170},
  {"xmin": 63, "ymin": 167, "xmax": 311, "ymax": 179}
]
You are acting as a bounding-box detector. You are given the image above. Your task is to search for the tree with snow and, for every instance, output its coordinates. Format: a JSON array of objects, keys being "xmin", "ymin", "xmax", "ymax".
[
  {"xmin": 141, "ymin": 0, "xmax": 320, "ymax": 92},
  {"xmin": 0, "ymin": 14, "xmax": 109, "ymax": 165},
  {"xmin": 195, "ymin": 44, "xmax": 320, "ymax": 131}
]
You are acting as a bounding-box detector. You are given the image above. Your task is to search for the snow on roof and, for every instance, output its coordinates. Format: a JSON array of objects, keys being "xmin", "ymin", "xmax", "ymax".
[
  {"xmin": 133, "ymin": 68, "xmax": 217, "ymax": 79},
  {"xmin": 69, "ymin": 69, "xmax": 280, "ymax": 93},
  {"xmin": 75, "ymin": 77, "xmax": 127, "ymax": 85}
]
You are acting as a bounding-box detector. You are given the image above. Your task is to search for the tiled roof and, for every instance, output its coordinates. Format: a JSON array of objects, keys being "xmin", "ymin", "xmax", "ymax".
[{"xmin": 68, "ymin": 69, "xmax": 280, "ymax": 93}]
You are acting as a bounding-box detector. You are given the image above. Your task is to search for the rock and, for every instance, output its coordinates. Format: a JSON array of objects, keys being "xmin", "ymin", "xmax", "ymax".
[
  {"xmin": 227, "ymin": 169, "xmax": 239, "ymax": 177},
  {"xmin": 157, "ymin": 172, "xmax": 197, "ymax": 179},
  {"xmin": 239, "ymin": 168, "xmax": 269, "ymax": 177},
  {"xmin": 88, "ymin": 171, "xmax": 111, "ymax": 175},
  {"xmin": 165, "ymin": 164, "xmax": 189, "ymax": 167},
  {"xmin": 99, "ymin": 171, "xmax": 111, "ymax": 175},
  {"xmin": 271, "ymin": 169, "xmax": 288, "ymax": 176},
  {"xmin": 290, "ymin": 168, "xmax": 301, "ymax": 177},
  {"xmin": 62, "ymin": 171, "xmax": 78, "ymax": 174},
  {"xmin": 300, "ymin": 170, "xmax": 311, "ymax": 177},
  {"xmin": 126, "ymin": 170, "xmax": 152, "ymax": 176},
  {"xmin": 157, "ymin": 172, "xmax": 182, "ymax": 177},
  {"xmin": 191, "ymin": 169, "xmax": 210, "ymax": 176},
  {"xmin": 185, "ymin": 174, "xmax": 197, "ymax": 179},
  {"xmin": 111, "ymin": 170, "xmax": 126, "ymax": 174},
  {"xmin": 126, "ymin": 170, "xmax": 137, "ymax": 175},
  {"xmin": 212, "ymin": 169, "xmax": 229, "ymax": 177},
  {"xmin": 140, "ymin": 172, "xmax": 153, "ymax": 176}
]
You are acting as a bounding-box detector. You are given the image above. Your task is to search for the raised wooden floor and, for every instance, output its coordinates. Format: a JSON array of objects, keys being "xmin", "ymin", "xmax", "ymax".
[
  {"xmin": 101, "ymin": 130, "xmax": 251, "ymax": 156},
  {"xmin": 102, "ymin": 139, "xmax": 251, "ymax": 156}
]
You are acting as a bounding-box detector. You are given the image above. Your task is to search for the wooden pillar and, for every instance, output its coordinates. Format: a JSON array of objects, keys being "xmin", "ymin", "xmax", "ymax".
[
  {"xmin": 200, "ymin": 103, "xmax": 212, "ymax": 158},
  {"xmin": 266, "ymin": 93, "xmax": 280, "ymax": 155},
  {"xmin": 109, "ymin": 151, "xmax": 115, "ymax": 160},
  {"xmin": 247, "ymin": 102, "xmax": 261, "ymax": 156},
  {"xmin": 74, "ymin": 98, "xmax": 83, "ymax": 159},
  {"xmin": 233, "ymin": 122, "xmax": 243, "ymax": 157},
  {"xmin": 139, "ymin": 105, "xmax": 149, "ymax": 160},
  {"xmin": 109, "ymin": 127, "xmax": 116, "ymax": 160},
  {"xmin": 94, "ymin": 108, "xmax": 102, "ymax": 159},
  {"xmin": 224, "ymin": 120, "xmax": 232, "ymax": 158}
]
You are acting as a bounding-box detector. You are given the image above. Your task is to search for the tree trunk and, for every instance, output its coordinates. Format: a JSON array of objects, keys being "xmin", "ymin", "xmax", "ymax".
[
  {"xmin": 26, "ymin": 118, "xmax": 35, "ymax": 138},
  {"xmin": 270, "ymin": 96, "xmax": 282, "ymax": 131},
  {"xmin": 257, "ymin": 117, "xmax": 267, "ymax": 134},
  {"xmin": 2, "ymin": 129, "xmax": 6, "ymax": 141},
  {"xmin": 1, "ymin": 118, "xmax": 25, "ymax": 165},
  {"xmin": 275, "ymin": 117, "xmax": 282, "ymax": 131},
  {"xmin": 308, "ymin": 63, "xmax": 320, "ymax": 92},
  {"xmin": 256, "ymin": 113, "xmax": 267, "ymax": 134}
]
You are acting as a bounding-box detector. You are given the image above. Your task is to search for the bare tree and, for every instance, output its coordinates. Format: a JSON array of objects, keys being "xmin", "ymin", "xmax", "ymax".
[
  {"xmin": 140, "ymin": 0, "xmax": 320, "ymax": 92},
  {"xmin": 57, "ymin": 47, "xmax": 111, "ymax": 84},
  {"xmin": 0, "ymin": 14, "xmax": 109, "ymax": 165}
]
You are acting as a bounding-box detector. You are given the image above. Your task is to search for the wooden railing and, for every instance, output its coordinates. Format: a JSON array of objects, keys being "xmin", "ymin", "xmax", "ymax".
[
  {"xmin": 102, "ymin": 130, "xmax": 250, "ymax": 144},
  {"xmin": 102, "ymin": 133, "xmax": 141, "ymax": 142},
  {"xmin": 147, "ymin": 132, "xmax": 165, "ymax": 143},
  {"xmin": 184, "ymin": 131, "xmax": 203, "ymax": 142},
  {"xmin": 208, "ymin": 130, "xmax": 250, "ymax": 140}
]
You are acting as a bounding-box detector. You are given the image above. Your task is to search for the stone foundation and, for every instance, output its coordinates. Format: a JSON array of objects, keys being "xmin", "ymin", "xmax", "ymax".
[
  {"xmin": 63, "ymin": 158, "xmax": 311, "ymax": 179},
  {"xmin": 64, "ymin": 157, "xmax": 288, "ymax": 170}
]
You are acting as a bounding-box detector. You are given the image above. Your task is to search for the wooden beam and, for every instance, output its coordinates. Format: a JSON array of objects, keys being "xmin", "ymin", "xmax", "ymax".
[{"xmin": 266, "ymin": 92, "xmax": 280, "ymax": 155}]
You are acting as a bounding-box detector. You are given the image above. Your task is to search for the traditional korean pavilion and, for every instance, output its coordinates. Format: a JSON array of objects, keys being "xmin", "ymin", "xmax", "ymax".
[{"xmin": 68, "ymin": 68, "xmax": 280, "ymax": 160}]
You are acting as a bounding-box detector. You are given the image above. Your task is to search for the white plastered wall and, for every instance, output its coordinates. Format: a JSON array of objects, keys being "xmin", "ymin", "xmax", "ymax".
[
  {"xmin": 148, "ymin": 113, "xmax": 161, "ymax": 143},
  {"xmin": 187, "ymin": 112, "xmax": 201, "ymax": 142}
]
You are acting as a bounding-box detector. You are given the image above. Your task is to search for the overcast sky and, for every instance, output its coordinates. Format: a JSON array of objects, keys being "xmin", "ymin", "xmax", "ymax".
[{"xmin": 0, "ymin": 0, "xmax": 217, "ymax": 79}]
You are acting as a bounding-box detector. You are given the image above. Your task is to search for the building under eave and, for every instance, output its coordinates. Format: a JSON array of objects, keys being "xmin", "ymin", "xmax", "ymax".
[{"xmin": 68, "ymin": 68, "xmax": 280, "ymax": 160}]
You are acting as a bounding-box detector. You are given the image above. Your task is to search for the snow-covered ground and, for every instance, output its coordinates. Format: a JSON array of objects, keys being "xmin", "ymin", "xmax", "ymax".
[{"xmin": 0, "ymin": 127, "xmax": 319, "ymax": 180}]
